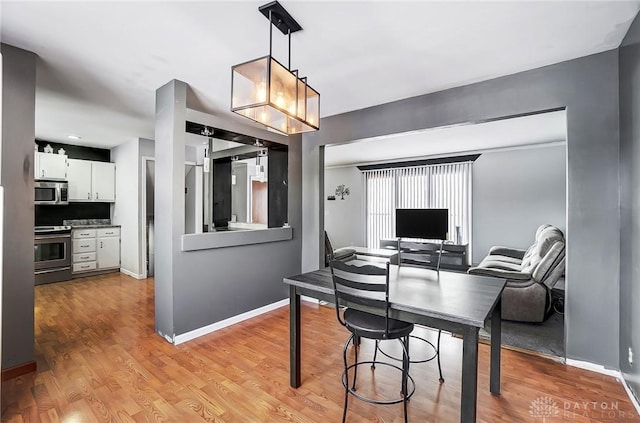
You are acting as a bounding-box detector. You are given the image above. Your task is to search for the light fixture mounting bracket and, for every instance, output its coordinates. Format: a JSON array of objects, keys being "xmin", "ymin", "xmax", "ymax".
[{"xmin": 259, "ymin": 1, "xmax": 302, "ymax": 35}]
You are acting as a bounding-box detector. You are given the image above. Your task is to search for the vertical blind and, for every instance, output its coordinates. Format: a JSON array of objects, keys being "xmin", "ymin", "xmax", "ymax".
[{"xmin": 364, "ymin": 162, "xmax": 472, "ymax": 249}]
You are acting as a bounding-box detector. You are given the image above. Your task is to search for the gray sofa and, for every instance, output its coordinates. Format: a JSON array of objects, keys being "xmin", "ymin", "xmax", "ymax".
[{"xmin": 468, "ymin": 224, "xmax": 565, "ymax": 322}]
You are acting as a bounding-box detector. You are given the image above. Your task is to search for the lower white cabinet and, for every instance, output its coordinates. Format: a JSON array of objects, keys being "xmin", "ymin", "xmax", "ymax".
[
  {"xmin": 97, "ymin": 232, "xmax": 120, "ymax": 269},
  {"xmin": 71, "ymin": 227, "xmax": 120, "ymax": 275}
]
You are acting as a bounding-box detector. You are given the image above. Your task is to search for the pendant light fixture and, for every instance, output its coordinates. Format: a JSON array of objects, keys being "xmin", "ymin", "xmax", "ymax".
[{"xmin": 231, "ymin": 1, "xmax": 320, "ymax": 135}]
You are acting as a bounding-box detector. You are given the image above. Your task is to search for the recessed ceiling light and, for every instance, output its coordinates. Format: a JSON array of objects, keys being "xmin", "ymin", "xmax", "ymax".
[{"xmin": 67, "ymin": 135, "xmax": 81, "ymax": 140}]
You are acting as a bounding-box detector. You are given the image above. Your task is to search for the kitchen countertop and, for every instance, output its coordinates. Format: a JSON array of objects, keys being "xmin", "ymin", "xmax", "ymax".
[
  {"xmin": 63, "ymin": 219, "xmax": 120, "ymax": 229},
  {"xmin": 69, "ymin": 224, "xmax": 121, "ymax": 229}
]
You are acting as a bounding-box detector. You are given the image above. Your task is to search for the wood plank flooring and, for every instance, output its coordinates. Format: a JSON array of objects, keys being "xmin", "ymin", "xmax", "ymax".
[{"xmin": 2, "ymin": 273, "xmax": 638, "ymax": 422}]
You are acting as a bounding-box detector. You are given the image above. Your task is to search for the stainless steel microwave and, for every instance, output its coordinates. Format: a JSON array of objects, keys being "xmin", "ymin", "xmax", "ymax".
[{"xmin": 35, "ymin": 181, "xmax": 69, "ymax": 205}]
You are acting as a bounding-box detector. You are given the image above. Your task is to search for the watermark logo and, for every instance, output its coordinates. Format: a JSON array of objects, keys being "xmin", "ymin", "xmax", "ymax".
[
  {"xmin": 529, "ymin": 396, "xmax": 637, "ymax": 420},
  {"xmin": 529, "ymin": 396, "xmax": 560, "ymax": 422}
]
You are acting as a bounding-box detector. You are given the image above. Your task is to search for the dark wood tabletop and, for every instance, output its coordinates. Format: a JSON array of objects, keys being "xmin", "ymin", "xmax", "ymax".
[
  {"xmin": 283, "ymin": 262, "xmax": 505, "ymax": 328},
  {"xmin": 284, "ymin": 261, "xmax": 506, "ymax": 422}
]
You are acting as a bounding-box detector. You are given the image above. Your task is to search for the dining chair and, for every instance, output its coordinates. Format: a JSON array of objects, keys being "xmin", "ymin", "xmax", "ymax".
[
  {"xmin": 379, "ymin": 247, "xmax": 445, "ymax": 383},
  {"xmin": 330, "ymin": 259, "xmax": 416, "ymax": 423}
]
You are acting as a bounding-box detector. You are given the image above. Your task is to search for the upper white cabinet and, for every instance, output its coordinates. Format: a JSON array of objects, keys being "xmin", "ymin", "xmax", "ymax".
[
  {"xmin": 67, "ymin": 159, "xmax": 115, "ymax": 202},
  {"xmin": 91, "ymin": 161, "xmax": 116, "ymax": 202},
  {"xmin": 67, "ymin": 159, "xmax": 92, "ymax": 201},
  {"xmin": 35, "ymin": 152, "xmax": 67, "ymax": 180}
]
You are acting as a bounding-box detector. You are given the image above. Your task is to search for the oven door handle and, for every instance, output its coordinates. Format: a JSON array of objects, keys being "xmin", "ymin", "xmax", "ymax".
[
  {"xmin": 35, "ymin": 266, "xmax": 71, "ymax": 275},
  {"xmin": 34, "ymin": 233, "xmax": 71, "ymax": 240}
]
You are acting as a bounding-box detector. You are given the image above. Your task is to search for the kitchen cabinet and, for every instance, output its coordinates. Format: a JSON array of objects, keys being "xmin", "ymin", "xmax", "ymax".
[
  {"xmin": 67, "ymin": 159, "xmax": 115, "ymax": 202},
  {"xmin": 97, "ymin": 228, "xmax": 120, "ymax": 269},
  {"xmin": 35, "ymin": 152, "xmax": 67, "ymax": 180},
  {"xmin": 92, "ymin": 162, "xmax": 116, "ymax": 202},
  {"xmin": 71, "ymin": 227, "xmax": 120, "ymax": 275},
  {"xmin": 67, "ymin": 159, "xmax": 92, "ymax": 201}
]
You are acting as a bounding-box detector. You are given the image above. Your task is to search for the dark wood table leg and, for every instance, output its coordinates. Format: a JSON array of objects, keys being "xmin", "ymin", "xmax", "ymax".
[
  {"xmin": 461, "ymin": 326, "xmax": 479, "ymax": 423},
  {"xmin": 490, "ymin": 299, "xmax": 501, "ymax": 395},
  {"xmin": 290, "ymin": 285, "xmax": 301, "ymax": 388}
]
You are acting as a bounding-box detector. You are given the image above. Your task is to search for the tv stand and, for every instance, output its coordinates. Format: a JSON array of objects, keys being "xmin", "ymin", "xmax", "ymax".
[
  {"xmin": 381, "ymin": 239, "xmax": 469, "ymax": 272},
  {"xmin": 398, "ymin": 238, "xmax": 445, "ymax": 271}
]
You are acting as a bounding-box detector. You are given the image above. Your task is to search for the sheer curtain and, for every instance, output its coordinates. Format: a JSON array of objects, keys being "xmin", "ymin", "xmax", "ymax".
[{"xmin": 364, "ymin": 162, "xmax": 472, "ymax": 249}]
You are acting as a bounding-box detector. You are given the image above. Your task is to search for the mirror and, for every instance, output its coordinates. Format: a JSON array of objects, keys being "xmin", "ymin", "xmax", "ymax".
[
  {"xmin": 232, "ymin": 155, "xmax": 268, "ymax": 225},
  {"xmin": 183, "ymin": 122, "xmax": 287, "ymax": 234}
]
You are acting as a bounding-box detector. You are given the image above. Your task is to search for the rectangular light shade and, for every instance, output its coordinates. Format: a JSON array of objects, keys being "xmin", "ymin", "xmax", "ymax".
[{"xmin": 231, "ymin": 56, "xmax": 320, "ymax": 134}]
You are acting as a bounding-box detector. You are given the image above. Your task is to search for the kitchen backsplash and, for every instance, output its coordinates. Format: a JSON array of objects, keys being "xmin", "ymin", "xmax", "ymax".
[{"xmin": 35, "ymin": 203, "xmax": 110, "ymax": 226}]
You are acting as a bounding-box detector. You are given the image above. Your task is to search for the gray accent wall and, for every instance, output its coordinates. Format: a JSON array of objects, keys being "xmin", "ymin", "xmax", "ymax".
[
  {"xmin": 619, "ymin": 12, "xmax": 640, "ymax": 403},
  {"xmin": 154, "ymin": 80, "xmax": 185, "ymax": 340},
  {"xmin": 324, "ymin": 166, "xmax": 365, "ymax": 249},
  {"xmin": 1, "ymin": 44, "xmax": 36, "ymax": 369},
  {"xmin": 303, "ymin": 50, "xmax": 620, "ymax": 368},
  {"xmin": 472, "ymin": 144, "xmax": 567, "ymax": 264},
  {"xmin": 155, "ymin": 80, "xmax": 302, "ymax": 339}
]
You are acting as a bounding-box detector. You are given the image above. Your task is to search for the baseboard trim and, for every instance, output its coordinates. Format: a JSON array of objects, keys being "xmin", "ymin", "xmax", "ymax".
[
  {"xmin": 620, "ymin": 375, "xmax": 640, "ymax": 416},
  {"xmin": 301, "ymin": 295, "xmax": 320, "ymax": 304},
  {"xmin": 120, "ymin": 268, "xmax": 145, "ymax": 280},
  {"xmin": 173, "ymin": 299, "xmax": 289, "ymax": 345},
  {"xmin": 2, "ymin": 361, "xmax": 37, "ymax": 381},
  {"xmin": 565, "ymin": 358, "xmax": 620, "ymax": 377}
]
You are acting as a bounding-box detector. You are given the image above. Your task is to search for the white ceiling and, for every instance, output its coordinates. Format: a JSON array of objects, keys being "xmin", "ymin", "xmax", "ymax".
[
  {"xmin": 1, "ymin": 1, "xmax": 638, "ymax": 149},
  {"xmin": 324, "ymin": 109, "xmax": 566, "ymax": 167}
]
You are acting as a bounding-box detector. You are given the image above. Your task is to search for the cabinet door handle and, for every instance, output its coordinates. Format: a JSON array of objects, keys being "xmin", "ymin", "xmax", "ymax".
[
  {"xmin": 100, "ymin": 241, "xmax": 103, "ymax": 248},
  {"xmin": 41, "ymin": 170, "xmax": 45, "ymax": 177},
  {"xmin": 96, "ymin": 192, "xmax": 99, "ymax": 200},
  {"xmin": 87, "ymin": 192, "xmax": 90, "ymax": 199}
]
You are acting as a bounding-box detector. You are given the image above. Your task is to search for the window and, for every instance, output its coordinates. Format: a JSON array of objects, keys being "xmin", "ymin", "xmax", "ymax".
[{"xmin": 364, "ymin": 162, "xmax": 472, "ymax": 248}]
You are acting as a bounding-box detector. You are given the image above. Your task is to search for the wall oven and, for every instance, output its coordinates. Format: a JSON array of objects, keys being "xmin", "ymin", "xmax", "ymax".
[
  {"xmin": 35, "ymin": 181, "xmax": 68, "ymax": 205},
  {"xmin": 34, "ymin": 226, "xmax": 72, "ymax": 285}
]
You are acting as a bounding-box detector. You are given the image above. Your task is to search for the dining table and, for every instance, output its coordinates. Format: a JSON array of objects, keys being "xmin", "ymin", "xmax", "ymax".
[{"xmin": 283, "ymin": 261, "xmax": 506, "ymax": 423}]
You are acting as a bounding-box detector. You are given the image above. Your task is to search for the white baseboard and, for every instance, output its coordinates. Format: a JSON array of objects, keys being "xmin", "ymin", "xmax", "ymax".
[
  {"xmin": 620, "ymin": 374, "xmax": 640, "ymax": 416},
  {"xmin": 565, "ymin": 358, "xmax": 620, "ymax": 377},
  {"xmin": 566, "ymin": 358, "xmax": 640, "ymax": 414},
  {"xmin": 301, "ymin": 295, "xmax": 320, "ymax": 304},
  {"xmin": 173, "ymin": 298, "xmax": 288, "ymax": 345},
  {"xmin": 120, "ymin": 268, "xmax": 145, "ymax": 280}
]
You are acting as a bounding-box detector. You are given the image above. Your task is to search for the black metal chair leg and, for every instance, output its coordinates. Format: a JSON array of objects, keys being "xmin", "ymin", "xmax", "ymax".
[
  {"xmin": 342, "ymin": 334, "xmax": 353, "ymax": 423},
  {"xmin": 352, "ymin": 339, "xmax": 359, "ymax": 391},
  {"xmin": 402, "ymin": 336, "xmax": 410, "ymax": 423},
  {"xmin": 371, "ymin": 340, "xmax": 378, "ymax": 369},
  {"xmin": 437, "ymin": 330, "xmax": 444, "ymax": 383}
]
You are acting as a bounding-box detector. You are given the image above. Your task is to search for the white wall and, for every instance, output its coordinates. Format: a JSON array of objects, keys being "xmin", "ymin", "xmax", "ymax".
[
  {"xmin": 111, "ymin": 138, "xmax": 142, "ymax": 278},
  {"xmin": 472, "ymin": 144, "xmax": 566, "ymax": 263},
  {"xmin": 324, "ymin": 166, "xmax": 365, "ymax": 249}
]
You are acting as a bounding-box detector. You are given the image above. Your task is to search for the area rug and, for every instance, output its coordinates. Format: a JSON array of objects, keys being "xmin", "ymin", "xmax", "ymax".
[{"xmin": 478, "ymin": 311, "xmax": 564, "ymax": 358}]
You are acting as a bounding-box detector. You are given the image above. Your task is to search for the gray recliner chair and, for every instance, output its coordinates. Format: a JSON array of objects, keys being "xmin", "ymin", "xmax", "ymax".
[{"xmin": 468, "ymin": 224, "xmax": 565, "ymax": 322}]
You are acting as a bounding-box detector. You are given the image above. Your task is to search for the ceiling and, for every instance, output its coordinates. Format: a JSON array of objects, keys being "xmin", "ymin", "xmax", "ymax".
[
  {"xmin": 1, "ymin": 1, "xmax": 638, "ymax": 149},
  {"xmin": 325, "ymin": 110, "xmax": 566, "ymax": 167}
]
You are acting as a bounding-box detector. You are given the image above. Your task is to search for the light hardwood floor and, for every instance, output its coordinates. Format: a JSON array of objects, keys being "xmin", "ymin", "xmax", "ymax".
[{"xmin": 1, "ymin": 273, "xmax": 638, "ymax": 422}]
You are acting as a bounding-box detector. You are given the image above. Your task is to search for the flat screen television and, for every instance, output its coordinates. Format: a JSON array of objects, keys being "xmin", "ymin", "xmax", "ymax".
[{"xmin": 395, "ymin": 208, "xmax": 449, "ymax": 240}]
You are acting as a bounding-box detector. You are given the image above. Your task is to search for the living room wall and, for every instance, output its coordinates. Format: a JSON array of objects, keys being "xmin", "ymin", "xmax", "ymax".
[
  {"xmin": 619, "ymin": 11, "xmax": 640, "ymax": 403},
  {"xmin": 303, "ymin": 50, "xmax": 620, "ymax": 368},
  {"xmin": 324, "ymin": 142, "xmax": 567, "ymax": 264},
  {"xmin": 324, "ymin": 166, "xmax": 364, "ymax": 249},
  {"xmin": 472, "ymin": 143, "xmax": 566, "ymax": 264}
]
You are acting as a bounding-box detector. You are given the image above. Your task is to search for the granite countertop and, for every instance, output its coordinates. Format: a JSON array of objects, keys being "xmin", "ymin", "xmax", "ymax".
[
  {"xmin": 63, "ymin": 219, "xmax": 120, "ymax": 229},
  {"xmin": 69, "ymin": 224, "xmax": 121, "ymax": 229}
]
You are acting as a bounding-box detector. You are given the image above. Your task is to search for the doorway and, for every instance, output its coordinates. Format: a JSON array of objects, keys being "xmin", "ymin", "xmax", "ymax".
[
  {"xmin": 141, "ymin": 158, "xmax": 197, "ymax": 278},
  {"xmin": 322, "ymin": 109, "xmax": 568, "ymax": 359}
]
